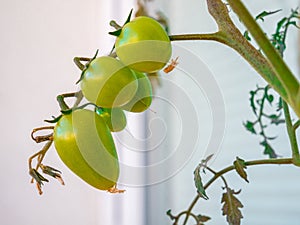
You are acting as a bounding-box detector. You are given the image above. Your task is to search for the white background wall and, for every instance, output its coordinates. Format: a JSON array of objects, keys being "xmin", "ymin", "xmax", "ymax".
[{"xmin": 0, "ymin": 0, "xmax": 299, "ymax": 225}]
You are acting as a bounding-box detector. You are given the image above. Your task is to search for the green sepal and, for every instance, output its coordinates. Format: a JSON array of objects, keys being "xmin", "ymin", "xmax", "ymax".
[
  {"xmin": 44, "ymin": 115, "xmax": 63, "ymax": 123},
  {"xmin": 41, "ymin": 165, "xmax": 61, "ymax": 178},
  {"xmin": 109, "ymin": 29, "xmax": 122, "ymax": 37},
  {"xmin": 124, "ymin": 9, "xmax": 133, "ymax": 25},
  {"xmin": 60, "ymin": 103, "xmax": 103, "ymax": 115},
  {"xmin": 75, "ymin": 49, "xmax": 99, "ymax": 84},
  {"xmin": 108, "ymin": 9, "xmax": 133, "ymax": 37}
]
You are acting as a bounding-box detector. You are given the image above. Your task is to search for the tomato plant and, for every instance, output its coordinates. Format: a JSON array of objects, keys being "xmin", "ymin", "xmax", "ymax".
[
  {"xmin": 53, "ymin": 109, "xmax": 119, "ymax": 190},
  {"xmin": 115, "ymin": 16, "xmax": 172, "ymax": 73},
  {"xmin": 121, "ymin": 71, "xmax": 153, "ymax": 112},
  {"xmin": 96, "ymin": 107, "xmax": 127, "ymax": 132},
  {"xmin": 80, "ymin": 56, "xmax": 138, "ymax": 108}
]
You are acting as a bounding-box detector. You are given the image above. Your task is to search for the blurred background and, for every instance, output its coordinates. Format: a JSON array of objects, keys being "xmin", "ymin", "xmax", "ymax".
[{"xmin": 1, "ymin": 0, "xmax": 299, "ymax": 224}]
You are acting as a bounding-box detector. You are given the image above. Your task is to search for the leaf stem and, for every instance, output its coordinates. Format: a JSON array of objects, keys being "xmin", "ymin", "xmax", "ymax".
[
  {"xmin": 282, "ymin": 101, "xmax": 300, "ymax": 165},
  {"xmin": 169, "ymin": 32, "xmax": 225, "ymax": 42},
  {"xmin": 294, "ymin": 120, "xmax": 300, "ymax": 130},
  {"xmin": 56, "ymin": 91, "xmax": 83, "ymax": 112},
  {"xmin": 180, "ymin": 157, "xmax": 293, "ymax": 224}
]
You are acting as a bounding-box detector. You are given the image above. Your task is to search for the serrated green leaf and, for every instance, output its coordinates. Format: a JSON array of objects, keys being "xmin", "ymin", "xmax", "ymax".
[
  {"xmin": 271, "ymin": 118, "xmax": 285, "ymax": 125},
  {"xmin": 243, "ymin": 30, "xmax": 251, "ymax": 41},
  {"xmin": 249, "ymin": 90, "xmax": 257, "ymax": 115},
  {"xmin": 266, "ymin": 94, "xmax": 274, "ymax": 104},
  {"xmin": 194, "ymin": 166, "xmax": 209, "ymax": 200},
  {"xmin": 276, "ymin": 17, "xmax": 287, "ymax": 33},
  {"xmin": 221, "ymin": 188, "xmax": 243, "ymax": 225},
  {"xmin": 233, "ymin": 157, "xmax": 249, "ymax": 183},
  {"xmin": 287, "ymin": 20, "xmax": 299, "ymax": 28},
  {"xmin": 243, "ymin": 121, "xmax": 256, "ymax": 134},
  {"xmin": 255, "ymin": 9, "xmax": 282, "ymax": 22},
  {"xmin": 260, "ymin": 141, "xmax": 278, "ymax": 158}
]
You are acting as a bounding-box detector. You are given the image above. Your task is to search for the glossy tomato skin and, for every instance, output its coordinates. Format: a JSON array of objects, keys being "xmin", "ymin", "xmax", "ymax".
[
  {"xmin": 96, "ymin": 107, "xmax": 127, "ymax": 132},
  {"xmin": 53, "ymin": 109, "xmax": 119, "ymax": 190},
  {"xmin": 121, "ymin": 71, "xmax": 152, "ymax": 112},
  {"xmin": 80, "ymin": 56, "xmax": 138, "ymax": 108},
  {"xmin": 115, "ymin": 16, "xmax": 172, "ymax": 73}
]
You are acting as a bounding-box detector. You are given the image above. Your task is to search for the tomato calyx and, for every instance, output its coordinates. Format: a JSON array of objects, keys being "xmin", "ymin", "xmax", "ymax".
[
  {"xmin": 75, "ymin": 49, "xmax": 99, "ymax": 84},
  {"xmin": 29, "ymin": 168, "xmax": 49, "ymax": 195},
  {"xmin": 108, "ymin": 9, "xmax": 133, "ymax": 37},
  {"xmin": 45, "ymin": 103, "xmax": 104, "ymax": 124},
  {"xmin": 40, "ymin": 164, "xmax": 65, "ymax": 185}
]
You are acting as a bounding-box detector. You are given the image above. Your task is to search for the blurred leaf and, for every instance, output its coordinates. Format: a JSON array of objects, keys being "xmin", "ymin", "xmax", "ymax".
[
  {"xmin": 266, "ymin": 94, "xmax": 274, "ymax": 104},
  {"xmin": 255, "ymin": 9, "xmax": 282, "ymax": 22},
  {"xmin": 243, "ymin": 30, "xmax": 251, "ymax": 41},
  {"xmin": 29, "ymin": 169, "xmax": 49, "ymax": 186},
  {"xmin": 197, "ymin": 214, "xmax": 211, "ymax": 225},
  {"xmin": 233, "ymin": 157, "xmax": 249, "ymax": 183},
  {"xmin": 221, "ymin": 188, "xmax": 243, "ymax": 225},
  {"xmin": 194, "ymin": 166, "xmax": 209, "ymax": 200},
  {"xmin": 277, "ymin": 97, "xmax": 283, "ymax": 111},
  {"xmin": 197, "ymin": 214, "xmax": 211, "ymax": 222},
  {"xmin": 260, "ymin": 140, "xmax": 278, "ymax": 158},
  {"xmin": 200, "ymin": 154, "xmax": 214, "ymax": 173},
  {"xmin": 249, "ymin": 90, "xmax": 257, "ymax": 115},
  {"xmin": 166, "ymin": 209, "xmax": 175, "ymax": 220},
  {"xmin": 243, "ymin": 121, "xmax": 256, "ymax": 134}
]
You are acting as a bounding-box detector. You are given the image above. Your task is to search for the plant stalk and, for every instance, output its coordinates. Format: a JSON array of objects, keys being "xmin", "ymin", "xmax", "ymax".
[{"xmin": 226, "ymin": 0, "xmax": 299, "ymax": 116}]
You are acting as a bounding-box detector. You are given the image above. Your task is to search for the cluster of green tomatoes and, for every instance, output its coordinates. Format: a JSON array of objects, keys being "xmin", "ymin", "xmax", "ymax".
[{"xmin": 29, "ymin": 13, "xmax": 172, "ymax": 194}]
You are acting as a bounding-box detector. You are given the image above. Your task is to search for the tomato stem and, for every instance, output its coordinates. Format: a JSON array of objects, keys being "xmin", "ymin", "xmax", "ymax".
[
  {"xmin": 73, "ymin": 57, "xmax": 90, "ymax": 71},
  {"xmin": 282, "ymin": 100, "xmax": 300, "ymax": 166},
  {"xmin": 28, "ymin": 140, "xmax": 53, "ymax": 171},
  {"xmin": 56, "ymin": 91, "xmax": 83, "ymax": 112},
  {"xmin": 226, "ymin": 0, "xmax": 299, "ymax": 109},
  {"xmin": 170, "ymin": 0, "xmax": 300, "ymax": 119},
  {"xmin": 110, "ymin": 20, "xmax": 122, "ymax": 30},
  {"xmin": 31, "ymin": 126, "xmax": 54, "ymax": 143}
]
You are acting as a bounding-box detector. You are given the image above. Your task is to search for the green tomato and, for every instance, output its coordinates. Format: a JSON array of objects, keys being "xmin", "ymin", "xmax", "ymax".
[
  {"xmin": 96, "ymin": 107, "xmax": 127, "ymax": 132},
  {"xmin": 80, "ymin": 56, "xmax": 138, "ymax": 108},
  {"xmin": 53, "ymin": 109, "xmax": 119, "ymax": 191},
  {"xmin": 115, "ymin": 16, "xmax": 172, "ymax": 73},
  {"xmin": 121, "ymin": 71, "xmax": 152, "ymax": 112}
]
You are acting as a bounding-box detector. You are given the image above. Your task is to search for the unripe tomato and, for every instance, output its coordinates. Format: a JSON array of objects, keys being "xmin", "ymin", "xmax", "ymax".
[
  {"xmin": 121, "ymin": 71, "xmax": 152, "ymax": 112},
  {"xmin": 53, "ymin": 109, "xmax": 119, "ymax": 190},
  {"xmin": 80, "ymin": 56, "xmax": 138, "ymax": 108},
  {"xmin": 96, "ymin": 107, "xmax": 127, "ymax": 132},
  {"xmin": 115, "ymin": 16, "xmax": 172, "ymax": 73}
]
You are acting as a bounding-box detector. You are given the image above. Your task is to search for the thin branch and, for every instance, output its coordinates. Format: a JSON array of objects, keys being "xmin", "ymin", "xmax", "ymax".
[
  {"xmin": 179, "ymin": 157, "xmax": 293, "ymax": 224},
  {"xmin": 282, "ymin": 101, "xmax": 300, "ymax": 165}
]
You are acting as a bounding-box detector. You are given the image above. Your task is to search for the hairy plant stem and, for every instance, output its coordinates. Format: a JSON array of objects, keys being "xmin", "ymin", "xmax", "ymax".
[
  {"xmin": 226, "ymin": 0, "xmax": 299, "ymax": 108},
  {"xmin": 180, "ymin": 157, "xmax": 293, "ymax": 225},
  {"xmin": 170, "ymin": 0, "xmax": 300, "ymax": 119}
]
